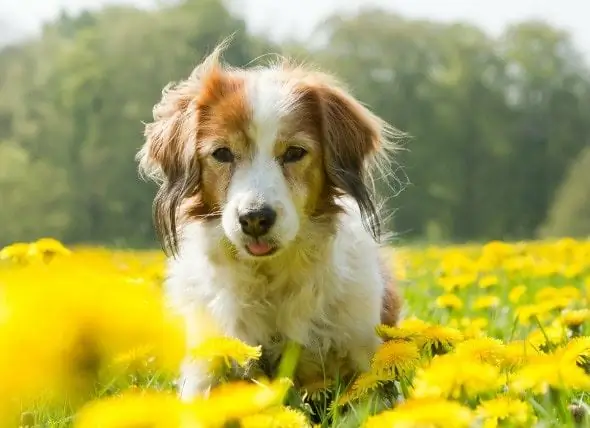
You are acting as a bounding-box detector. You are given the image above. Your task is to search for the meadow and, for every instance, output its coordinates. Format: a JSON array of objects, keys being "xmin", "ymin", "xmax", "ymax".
[{"xmin": 1, "ymin": 237, "xmax": 590, "ymax": 427}]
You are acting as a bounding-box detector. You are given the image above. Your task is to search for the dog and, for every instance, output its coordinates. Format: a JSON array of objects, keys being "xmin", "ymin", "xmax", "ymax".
[{"xmin": 137, "ymin": 41, "xmax": 402, "ymax": 399}]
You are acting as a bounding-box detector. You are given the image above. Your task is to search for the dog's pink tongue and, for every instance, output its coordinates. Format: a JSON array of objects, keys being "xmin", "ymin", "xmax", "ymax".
[{"xmin": 247, "ymin": 242, "xmax": 273, "ymax": 256}]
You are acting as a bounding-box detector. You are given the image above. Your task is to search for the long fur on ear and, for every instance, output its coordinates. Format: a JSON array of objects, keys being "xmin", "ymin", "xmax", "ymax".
[
  {"xmin": 315, "ymin": 80, "xmax": 398, "ymax": 242},
  {"xmin": 137, "ymin": 41, "xmax": 230, "ymax": 255}
]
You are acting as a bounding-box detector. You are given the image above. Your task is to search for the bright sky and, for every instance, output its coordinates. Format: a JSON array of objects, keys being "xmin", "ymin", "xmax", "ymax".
[{"xmin": 2, "ymin": 0, "xmax": 590, "ymax": 57}]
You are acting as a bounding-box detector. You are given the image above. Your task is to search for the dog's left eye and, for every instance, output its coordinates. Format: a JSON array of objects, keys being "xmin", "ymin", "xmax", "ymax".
[{"xmin": 282, "ymin": 146, "xmax": 307, "ymax": 164}]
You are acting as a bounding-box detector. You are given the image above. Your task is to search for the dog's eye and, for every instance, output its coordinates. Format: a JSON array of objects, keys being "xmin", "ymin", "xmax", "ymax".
[
  {"xmin": 282, "ymin": 146, "xmax": 307, "ymax": 164},
  {"xmin": 212, "ymin": 147, "xmax": 234, "ymax": 163}
]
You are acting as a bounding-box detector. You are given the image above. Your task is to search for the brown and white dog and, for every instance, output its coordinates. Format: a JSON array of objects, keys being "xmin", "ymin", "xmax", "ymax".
[{"xmin": 137, "ymin": 41, "xmax": 402, "ymax": 399}]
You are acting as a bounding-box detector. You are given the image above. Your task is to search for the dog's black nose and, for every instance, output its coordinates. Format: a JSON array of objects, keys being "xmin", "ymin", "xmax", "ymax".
[{"xmin": 239, "ymin": 206, "xmax": 277, "ymax": 237}]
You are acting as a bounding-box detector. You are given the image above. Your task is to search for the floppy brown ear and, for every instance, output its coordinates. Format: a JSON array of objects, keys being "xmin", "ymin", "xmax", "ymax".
[
  {"xmin": 137, "ymin": 80, "xmax": 201, "ymax": 255},
  {"xmin": 315, "ymin": 82, "xmax": 391, "ymax": 240},
  {"xmin": 137, "ymin": 41, "xmax": 232, "ymax": 255}
]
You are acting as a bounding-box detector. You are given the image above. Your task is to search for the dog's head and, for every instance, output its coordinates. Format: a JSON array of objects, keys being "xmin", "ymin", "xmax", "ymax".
[{"xmin": 137, "ymin": 43, "xmax": 396, "ymax": 259}]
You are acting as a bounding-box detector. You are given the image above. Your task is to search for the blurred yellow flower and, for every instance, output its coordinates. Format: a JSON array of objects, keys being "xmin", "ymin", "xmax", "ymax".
[
  {"xmin": 412, "ymin": 354, "xmax": 501, "ymax": 399},
  {"xmin": 473, "ymin": 295, "xmax": 500, "ymax": 310},
  {"xmin": 0, "ymin": 242, "xmax": 31, "ymax": 264},
  {"xmin": 241, "ymin": 407, "xmax": 310, "ymax": 428},
  {"xmin": 508, "ymin": 285, "xmax": 527, "ymax": 304},
  {"xmin": 476, "ymin": 396, "xmax": 536, "ymax": 428},
  {"xmin": 191, "ymin": 378, "xmax": 292, "ymax": 426},
  {"xmin": 435, "ymin": 293, "xmax": 463, "ymax": 310},
  {"xmin": 511, "ymin": 347, "xmax": 590, "ymax": 394},
  {"xmin": 479, "ymin": 275, "xmax": 499, "ymax": 289},
  {"xmin": 74, "ymin": 391, "xmax": 188, "ymax": 428},
  {"xmin": 191, "ymin": 336, "xmax": 262, "ymax": 369},
  {"xmin": 28, "ymin": 237, "xmax": 72, "ymax": 262},
  {"xmin": 454, "ymin": 337, "xmax": 505, "ymax": 365},
  {"xmin": 527, "ymin": 325, "xmax": 566, "ymax": 350},
  {"xmin": 561, "ymin": 309, "xmax": 590, "ymax": 329},
  {"xmin": 364, "ymin": 398, "xmax": 474, "ymax": 428},
  {"xmin": 499, "ymin": 340, "xmax": 540, "ymax": 370}
]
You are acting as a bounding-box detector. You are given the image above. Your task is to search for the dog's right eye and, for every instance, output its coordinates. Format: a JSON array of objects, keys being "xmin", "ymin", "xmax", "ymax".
[{"xmin": 212, "ymin": 147, "xmax": 234, "ymax": 163}]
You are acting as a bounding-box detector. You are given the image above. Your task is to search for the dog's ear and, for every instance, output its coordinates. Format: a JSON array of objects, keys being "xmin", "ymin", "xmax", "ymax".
[
  {"xmin": 137, "ymin": 79, "xmax": 201, "ymax": 255},
  {"xmin": 314, "ymin": 81, "xmax": 394, "ymax": 241},
  {"xmin": 137, "ymin": 43, "xmax": 228, "ymax": 255}
]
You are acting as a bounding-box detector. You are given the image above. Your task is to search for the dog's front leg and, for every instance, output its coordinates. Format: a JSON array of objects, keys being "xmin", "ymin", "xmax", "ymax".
[{"xmin": 178, "ymin": 358, "xmax": 216, "ymax": 401}]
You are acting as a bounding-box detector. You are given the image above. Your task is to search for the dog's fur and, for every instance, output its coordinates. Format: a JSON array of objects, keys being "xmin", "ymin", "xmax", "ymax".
[{"xmin": 137, "ymin": 41, "xmax": 402, "ymax": 399}]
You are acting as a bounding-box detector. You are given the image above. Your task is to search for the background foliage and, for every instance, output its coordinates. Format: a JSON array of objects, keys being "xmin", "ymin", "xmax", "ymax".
[{"xmin": 1, "ymin": 0, "xmax": 589, "ymax": 247}]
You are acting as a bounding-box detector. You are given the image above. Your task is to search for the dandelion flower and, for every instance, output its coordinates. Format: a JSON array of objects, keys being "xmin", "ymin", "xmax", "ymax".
[
  {"xmin": 28, "ymin": 237, "xmax": 72, "ymax": 262},
  {"xmin": 399, "ymin": 318, "xmax": 464, "ymax": 353},
  {"xmin": 479, "ymin": 275, "xmax": 499, "ymax": 289},
  {"xmin": 511, "ymin": 349, "xmax": 590, "ymax": 394},
  {"xmin": 411, "ymin": 354, "xmax": 501, "ymax": 399},
  {"xmin": 191, "ymin": 336, "xmax": 262, "ymax": 369},
  {"xmin": 364, "ymin": 398, "xmax": 474, "ymax": 428},
  {"xmin": 0, "ymin": 242, "xmax": 31, "ymax": 264},
  {"xmin": 371, "ymin": 340, "xmax": 420, "ymax": 377},
  {"xmin": 338, "ymin": 372, "xmax": 385, "ymax": 405},
  {"xmin": 454, "ymin": 337, "xmax": 505, "ymax": 365},
  {"xmin": 240, "ymin": 407, "xmax": 310, "ymax": 428},
  {"xmin": 473, "ymin": 295, "xmax": 500, "ymax": 310},
  {"xmin": 74, "ymin": 390, "xmax": 187, "ymax": 428},
  {"xmin": 476, "ymin": 396, "xmax": 536, "ymax": 428},
  {"xmin": 435, "ymin": 294, "xmax": 463, "ymax": 310},
  {"xmin": 499, "ymin": 340, "xmax": 539, "ymax": 371},
  {"xmin": 561, "ymin": 309, "xmax": 590, "ymax": 329},
  {"xmin": 375, "ymin": 325, "xmax": 419, "ymax": 342},
  {"xmin": 191, "ymin": 378, "xmax": 292, "ymax": 426},
  {"xmin": 527, "ymin": 325, "xmax": 566, "ymax": 350},
  {"xmin": 509, "ymin": 285, "xmax": 527, "ymax": 304}
]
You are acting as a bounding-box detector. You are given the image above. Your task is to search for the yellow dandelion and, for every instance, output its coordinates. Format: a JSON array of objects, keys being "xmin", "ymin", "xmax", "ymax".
[
  {"xmin": 338, "ymin": 372, "xmax": 385, "ymax": 405},
  {"xmin": 0, "ymin": 268, "xmax": 186, "ymax": 410},
  {"xmin": 28, "ymin": 237, "xmax": 72, "ymax": 262},
  {"xmin": 509, "ymin": 285, "xmax": 527, "ymax": 304},
  {"xmin": 535, "ymin": 286, "xmax": 559, "ymax": 302},
  {"xmin": 479, "ymin": 275, "xmax": 499, "ymax": 289},
  {"xmin": 498, "ymin": 340, "xmax": 540, "ymax": 371},
  {"xmin": 558, "ymin": 286, "xmax": 582, "ymax": 301},
  {"xmin": 375, "ymin": 325, "xmax": 419, "ymax": 342},
  {"xmin": 454, "ymin": 337, "xmax": 506, "ymax": 365},
  {"xmin": 371, "ymin": 340, "xmax": 420, "ymax": 377},
  {"xmin": 191, "ymin": 336, "xmax": 262, "ymax": 369},
  {"xmin": 515, "ymin": 304, "xmax": 548, "ymax": 326},
  {"xmin": 74, "ymin": 390, "xmax": 188, "ymax": 428},
  {"xmin": 240, "ymin": 407, "xmax": 310, "ymax": 428},
  {"xmin": 527, "ymin": 325, "xmax": 567, "ymax": 350},
  {"xmin": 364, "ymin": 398, "xmax": 474, "ymax": 428},
  {"xmin": 435, "ymin": 293, "xmax": 463, "ymax": 310},
  {"xmin": 561, "ymin": 309, "xmax": 590, "ymax": 329},
  {"xmin": 420, "ymin": 325, "xmax": 464, "ymax": 354},
  {"xmin": 437, "ymin": 273, "xmax": 477, "ymax": 292},
  {"xmin": 473, "ymin": 295, "xmax": 501, "ymax": 310},
  {"xmin": 511, "ymin": 349, "xmax": 590, "ymax": 394},
  {"xmin": 411, "ymin": 354, "xmax": 501, "ymax": 400},
  {"xmin": 560, "ymin": 336, "xmax": 590, "ymax": 365},
  {"xmin": 191, "ymin": 378, "xmax": 292, "ymax": 426},
  {"xmin": 476, "ymin": 396, "xmax": 536, "ymax": 428},
  {"xmin": 450, "ymin": 317, "xmax": 489, "ymax": 339},
  {"xmin": 0, "ymin": 242, "xmax": 31, "ymax": 264}
]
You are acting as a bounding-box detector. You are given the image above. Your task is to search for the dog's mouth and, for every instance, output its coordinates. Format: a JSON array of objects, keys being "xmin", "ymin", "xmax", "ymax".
[{"xmin": 245, "ymin": 240, "xmax": 278, "ymax": 257}]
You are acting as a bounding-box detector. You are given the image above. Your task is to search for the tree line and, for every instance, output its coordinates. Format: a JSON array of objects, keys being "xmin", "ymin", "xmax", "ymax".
[{"xmin": 0, "ymin": 0, "xmax": 588, "ymax": 247}]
